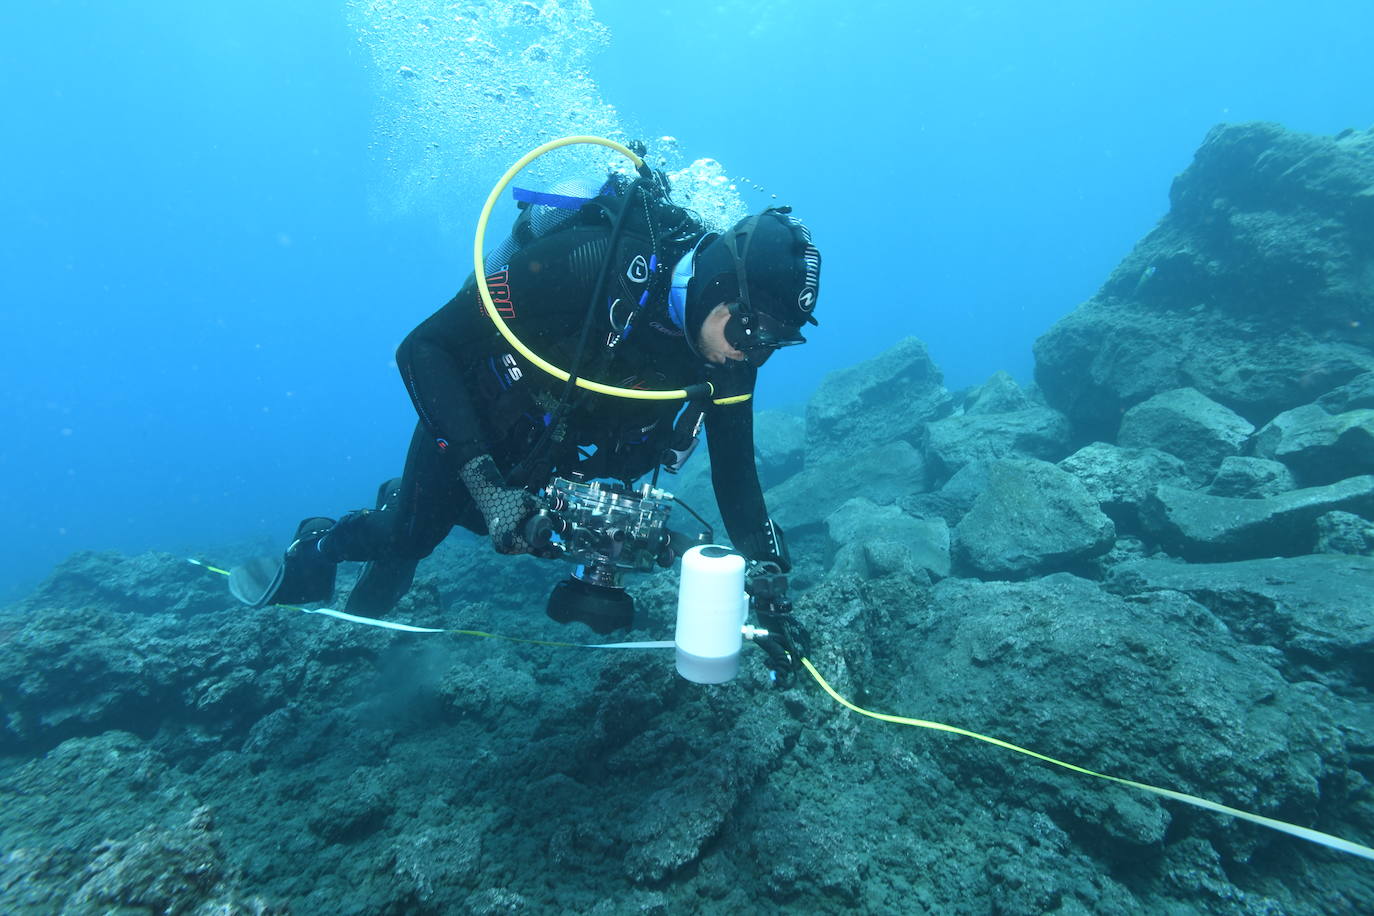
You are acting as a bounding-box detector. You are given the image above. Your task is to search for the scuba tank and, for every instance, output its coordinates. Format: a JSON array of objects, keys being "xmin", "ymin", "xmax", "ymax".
[{"xmin": 483, "ymin": 174, "xmax": 610, "ymax": 274}]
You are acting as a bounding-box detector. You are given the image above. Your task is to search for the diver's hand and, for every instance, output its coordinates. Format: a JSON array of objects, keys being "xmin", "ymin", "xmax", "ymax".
[
  {"xmin": 753, "ymin": 610, "xmax": 812, "ymax": 687},
  {"xmin": 747, "ymin": 560, "xmax": 811, "ymax": 686},
  {"xmin": 745, "ymin": 560, "xmax": 790, "ymax": 604},
  {"xmin": 460, "ymin": 454, "xmax": 548, "ymax": 556}
]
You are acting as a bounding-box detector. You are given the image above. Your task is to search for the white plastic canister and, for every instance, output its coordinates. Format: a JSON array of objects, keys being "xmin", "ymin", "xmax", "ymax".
[{"xmin": 675, "ymin": 545, "xmax": 747, "ymax": 683}]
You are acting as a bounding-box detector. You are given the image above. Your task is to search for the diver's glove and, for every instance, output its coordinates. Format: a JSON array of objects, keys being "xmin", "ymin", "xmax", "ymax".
[
  {"xmin": 460, "ymin": 454, "xmax": 556, "ymax": 557},
  {"xmin": 747, "ymin": 561, "xmax": 812, "ymax": 687}
]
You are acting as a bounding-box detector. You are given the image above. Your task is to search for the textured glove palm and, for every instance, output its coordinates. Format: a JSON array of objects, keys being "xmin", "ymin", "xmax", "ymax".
[{"xmin": 460, "ymin": 454, "xmax": 543, "ymax": 555}]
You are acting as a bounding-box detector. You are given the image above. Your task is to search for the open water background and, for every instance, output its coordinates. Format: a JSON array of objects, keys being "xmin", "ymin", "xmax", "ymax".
[{"xmin": 2, "ymin": 0, "xmax": 1372, "ymax": 601}]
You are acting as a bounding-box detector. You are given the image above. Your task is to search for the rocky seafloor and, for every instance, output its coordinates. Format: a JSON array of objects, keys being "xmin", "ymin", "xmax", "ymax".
[{"xmin": 3, "ymin": 121, "xmax": 1374, "ymax": 914}]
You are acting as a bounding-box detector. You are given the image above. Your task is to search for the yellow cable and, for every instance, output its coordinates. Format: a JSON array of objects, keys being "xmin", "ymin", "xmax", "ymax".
[
  {"xmin": 472, "ymin": 134, "xmax": 750, "ymax": 407},
  {"xmin": 800, "ymin": 657, "xmax": 1374, "ymax": 861}
]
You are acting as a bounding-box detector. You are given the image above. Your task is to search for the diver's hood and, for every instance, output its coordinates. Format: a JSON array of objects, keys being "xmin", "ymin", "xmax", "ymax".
[{"xmin": 684, "ymin": 208, "xmax": 821, "ymax": 346}]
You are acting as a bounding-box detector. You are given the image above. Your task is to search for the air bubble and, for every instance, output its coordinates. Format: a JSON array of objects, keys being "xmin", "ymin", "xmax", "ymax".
[{"xmin": 351, "ymin": 1, "xmax": 742, "ymax": 230}]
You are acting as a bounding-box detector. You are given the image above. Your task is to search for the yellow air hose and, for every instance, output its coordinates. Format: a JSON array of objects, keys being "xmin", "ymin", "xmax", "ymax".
[
  {"xmin": 800, "ymin": 657, "xmax": 1374, "ymax": 861},
  {"xmin": 472, "ymin": 135, "xmax": 751, "ymax": 407}
]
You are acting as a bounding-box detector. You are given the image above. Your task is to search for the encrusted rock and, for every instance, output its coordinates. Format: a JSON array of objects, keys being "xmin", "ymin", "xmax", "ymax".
[
  {"xmin": 1250, "ymin": 404, "xmax": 1374, "ymax": 486},
  {"xmin": 909, "ymin": 574, "xmax": 1362, "ymax": 859},
  {"xmin": 0, "ymin": 734, "xmax": 285, "ymax": 914},
  {"xmin": 952, "ymin": 458, "xmax": 1115, "ymax": 579},
  {"xmin": 22, "ymin": 549, "xmax": 229, "ymax": 617},
  {"xmin": 1141, "ymin": 475, "xmax": 1374, "ymax": 561},
  {"xmin": 1314, "ymin": 511, "xmax": 1374, "ymax": 556},
  {"xmin": 826, "ymin": 498, "xmax": 950, "ymax": 582},
  {"xmin": 306, "ymin": 767, "xmax": 395, "ymax": 842},
  {"xmin": 1317, "ymin": 371, "xmax": 1374, "ymax": 414},
  {"xmin": 964, "ymin": 370, "xmax": 1034, "ymax": 415},
  {"xmin": 925, "ymin": 406, "xmax": 1072, "ymax": 483},
  {"xmin": 1208, "ymin": 456, "xmax": 1298, "ymax": 498},
  {"xmin": 1117, "ymin": 388, "xmax": 1254, "ymax": 483}
]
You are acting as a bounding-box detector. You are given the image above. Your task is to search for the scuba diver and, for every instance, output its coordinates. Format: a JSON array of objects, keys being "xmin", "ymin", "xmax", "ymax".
[{"xmin": 230, "ymin": 161, "xmax": 819, "ymax": 670}]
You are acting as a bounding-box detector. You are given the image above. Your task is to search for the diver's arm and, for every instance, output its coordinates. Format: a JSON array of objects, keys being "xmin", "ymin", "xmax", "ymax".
[
  {"xmin": 705, "ymin": 399, "xmax": 790, "ymax": 570},
  {"xmin": 395, "ymin": 285, "xmax": 491, "ymax": 466}
]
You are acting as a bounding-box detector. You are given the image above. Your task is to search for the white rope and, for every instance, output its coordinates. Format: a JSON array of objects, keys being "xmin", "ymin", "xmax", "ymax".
[
  {"xmin": 302, "ymin": 606, "xmax": 675, "ymax": 650},
  {"xmin": 303, "ymin": 607, "xmax": 446, "ymax": 633}
]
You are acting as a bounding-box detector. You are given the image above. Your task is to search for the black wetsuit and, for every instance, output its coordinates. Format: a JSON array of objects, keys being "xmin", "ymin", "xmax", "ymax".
[{"xmin": 326, "ymin": 218, "xmax": 777, "ymax": 613}]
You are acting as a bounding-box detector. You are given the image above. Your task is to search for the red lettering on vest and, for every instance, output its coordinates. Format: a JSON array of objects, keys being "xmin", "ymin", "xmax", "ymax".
[{"xmin": 483, "ymin": 269, "xmax": 516, "ymax": 319}]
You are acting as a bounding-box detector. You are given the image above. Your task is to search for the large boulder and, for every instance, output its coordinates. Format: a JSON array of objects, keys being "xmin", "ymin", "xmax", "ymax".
[
  {"xmin": 1116, "ymin": 388, "xmax": 1254, "ymax": 483},
  {"xmin": 659, "ymin": 407, "xmax": 807, "ymax": 544},
  {"xmin": 752, "ymin": 410, "xmax": 806, "ymax": 489},
  {"xmin": 805, "ymin": 337, "xmax": 952, "ymax": 464},
  {"xmin": 1035, "ymin": 123, "xmax": 1374, "ymax": 440},
  {"xmin": 899, "ymin": 459, "xmax": 990, "ymax": 528},
  {"xmin": 1141, "ymin": 475, "xmax": 1374, "ymax": 561},
  {"xmin": 1058, "ymin": 442, "xmax": 1192, "ymax": 530},
  {"xmin": 1250, "ymin": 404, "xmax": 1374, "ymax": 486},
  {"xmin": 953, "ymin": 458, "xmax": 1115, "ymax": 579}
]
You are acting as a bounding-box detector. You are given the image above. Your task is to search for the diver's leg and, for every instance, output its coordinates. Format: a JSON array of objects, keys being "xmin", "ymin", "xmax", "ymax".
[
  {"xmin": 342, "ymin": 477, "xmax": 416, "ymax": 615},
  {"xmin": 343, "ymin": 423, "xmax": 472, "ymax": 615},
  {"xmin": 230, "ymin": 424, "xmax": 458, "ymax": 610}
]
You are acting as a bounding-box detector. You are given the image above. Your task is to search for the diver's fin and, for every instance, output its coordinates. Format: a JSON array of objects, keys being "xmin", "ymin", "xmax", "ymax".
[
  {"xmin": 228, "ymin": 517, "xmax": 338, "ymax": 608},
  {"xmin": 228, "ymin": 555, "xmax": 283, "ymax": 607}
]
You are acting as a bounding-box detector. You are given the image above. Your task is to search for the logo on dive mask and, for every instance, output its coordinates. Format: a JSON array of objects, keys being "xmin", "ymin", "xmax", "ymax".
[{"xmin": 724, "ymin": 304, "xmax": 806, "ymax": 367}]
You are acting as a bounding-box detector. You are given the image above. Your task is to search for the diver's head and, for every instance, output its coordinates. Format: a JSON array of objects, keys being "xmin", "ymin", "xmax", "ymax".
[{"xmin": 673, "ymin": 207, "xmax": 822, "ymax": 367}]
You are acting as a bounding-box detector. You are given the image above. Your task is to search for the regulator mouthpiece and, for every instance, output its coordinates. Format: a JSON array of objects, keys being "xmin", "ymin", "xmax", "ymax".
[{"xmin": 674, "ymin": 545, "xmax": 747, "ymax": 684}]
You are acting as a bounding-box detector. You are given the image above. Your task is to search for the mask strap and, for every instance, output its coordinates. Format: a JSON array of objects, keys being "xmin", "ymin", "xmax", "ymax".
[
  {"xmin": 725, "ymin": 206, "xmax": 795, "ymax": 317},
  {"xmin": 724, "ymin": 222, "xmax": 756, "ymax": 315}
]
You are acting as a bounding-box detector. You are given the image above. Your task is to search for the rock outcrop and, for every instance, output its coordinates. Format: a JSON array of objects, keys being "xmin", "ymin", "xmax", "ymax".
[
  {"xmin": 5, "ymin": 120, "xmax": 1374, "ymax": 916},
  {"xmin": 1035, "ymin": 122, "xmax": 1374, "ymax": 441}
]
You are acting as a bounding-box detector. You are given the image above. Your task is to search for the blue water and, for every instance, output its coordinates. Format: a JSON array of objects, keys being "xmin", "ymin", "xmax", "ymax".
[{"xmin": 3, "ymin": 0, "xmax": 1372, "ymax": 602}]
